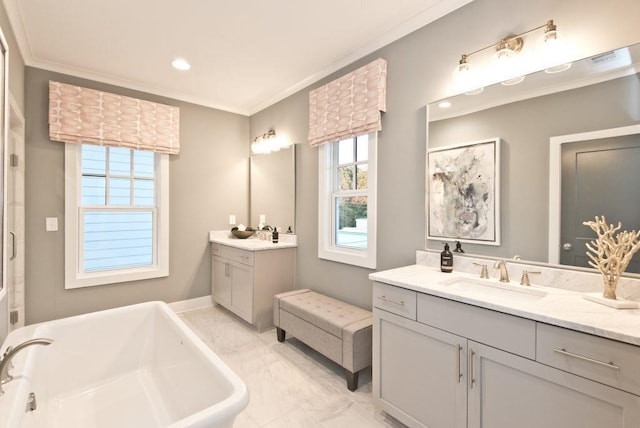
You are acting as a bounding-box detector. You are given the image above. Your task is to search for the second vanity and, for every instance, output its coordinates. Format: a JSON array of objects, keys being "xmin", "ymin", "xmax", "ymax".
[
  {"xmin": 209, "ymin": 231, "xmax": 296, "ymax": 331},
  {"xmin": 370, "ymin": 261, "xmax": 640, "ymax": 428}
]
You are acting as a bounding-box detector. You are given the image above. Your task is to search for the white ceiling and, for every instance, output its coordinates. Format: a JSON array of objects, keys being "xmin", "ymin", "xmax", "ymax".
[{"xmin": 3, "ymin": 0, "xmax": 471, "ymax": 115}]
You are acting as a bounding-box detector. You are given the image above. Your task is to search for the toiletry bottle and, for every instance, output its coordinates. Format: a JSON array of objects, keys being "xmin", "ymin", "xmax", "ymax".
[
  {"xmin": 441, "ymin": 243, "xmax": 453, "ymax": 273},
  {"xmin": 272, "ymin": 227, "xmax": 279, "ymax": 244}
]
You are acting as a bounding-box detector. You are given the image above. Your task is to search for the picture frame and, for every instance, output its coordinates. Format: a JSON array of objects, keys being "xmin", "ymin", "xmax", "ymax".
[{"xmin": 427, "ymin": 138, "xmax": 501, "ymax": 245}]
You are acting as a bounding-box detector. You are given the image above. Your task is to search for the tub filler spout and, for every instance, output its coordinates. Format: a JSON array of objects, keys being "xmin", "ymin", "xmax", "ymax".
[{"xmin": 0, "ymin": 338, "xmax": 54, "ymax": 395}]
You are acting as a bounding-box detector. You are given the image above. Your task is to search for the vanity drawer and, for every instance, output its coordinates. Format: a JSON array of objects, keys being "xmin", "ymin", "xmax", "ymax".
[
  {"xmin": 212, "ymin": 244, "xmax": 254, "ymax": 266},
  {"xmin": 536, "ymin": 322, "xmax": 640, "ymax": 396},
  {"xmin": 417, "ymin": 293, "xmax": 536, "ymax": 359},
  {"xmin": 373, "ymin": 282, "xmax": 417, "ymax": 320}
]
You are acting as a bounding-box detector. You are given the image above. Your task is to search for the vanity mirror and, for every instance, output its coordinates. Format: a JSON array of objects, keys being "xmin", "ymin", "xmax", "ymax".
[
  {"xmin": 426, "ymin": 42, "xmax": 640, "ymax": 272},
  {"xmin": 249, "ymin": 145, "xmax": 295, "ymax": 232}
]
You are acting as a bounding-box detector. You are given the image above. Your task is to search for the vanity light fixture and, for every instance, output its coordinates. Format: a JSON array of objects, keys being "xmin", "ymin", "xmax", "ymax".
[
  {"xmin": 251, "ymin": 129, "xmax": 292, "ymax": 155},
  {"xmin": 454, "ymin": 20, "xmax": 571, "ymax": 93},
  {"xmin": 171, "ymin": 58, "xmax": 191, "ymax": 71}
]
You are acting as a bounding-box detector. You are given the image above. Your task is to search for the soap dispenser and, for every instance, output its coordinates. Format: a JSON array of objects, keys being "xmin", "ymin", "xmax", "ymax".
[
  {"xmin": 272, "ymin": 227, "xmax": 279, "ymax": 244},
  {"xmin": 441, "ymin": 243, "xmax": 453, "ymax": 273}
]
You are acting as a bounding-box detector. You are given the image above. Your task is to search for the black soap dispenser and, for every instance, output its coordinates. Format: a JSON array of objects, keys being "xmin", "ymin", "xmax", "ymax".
[
  {"xmin": 272, "ymin": 227, "xmax": 279, "ymax": 244},
  {"xmin": 441, "ymin": 243, "xmax": 453, "ymax": 273}
]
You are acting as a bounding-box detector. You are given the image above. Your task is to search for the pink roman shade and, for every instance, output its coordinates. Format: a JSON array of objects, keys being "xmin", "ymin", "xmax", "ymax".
[
  {"xmin": 308, "ymin": 58, "xmax": 387, "ymax": 147},
  {"xmin": 49, "ymin": 81, "xmax": 180, "ymax": 154}
]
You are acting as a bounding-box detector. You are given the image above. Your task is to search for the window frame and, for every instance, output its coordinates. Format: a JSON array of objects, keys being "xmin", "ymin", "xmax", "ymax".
[
  {"xmin": 64, "ymin": 143, "xmax": 169, "ymax": 289},
  {"xmin": 318, "ymin": 132, "xmax": 377, "ymax": 269}
]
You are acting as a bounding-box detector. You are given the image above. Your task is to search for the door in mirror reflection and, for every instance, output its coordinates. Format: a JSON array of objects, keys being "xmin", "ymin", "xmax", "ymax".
[{"xmin": 561, "ymin": 135, "xmax": 640, "ymax": 272}]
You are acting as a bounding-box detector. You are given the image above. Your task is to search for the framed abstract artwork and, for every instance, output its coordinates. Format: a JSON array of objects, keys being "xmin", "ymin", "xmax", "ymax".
[{"xmin": 427, "ymin": 138, "xmax": 501, "ymax": 245}]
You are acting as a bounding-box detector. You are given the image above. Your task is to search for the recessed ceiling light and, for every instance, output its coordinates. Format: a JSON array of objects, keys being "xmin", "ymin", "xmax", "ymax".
[
  {"xmin": 438, "ymin": 101, "xmax": 452, "ymax": 109},
  {"xmin": 171, "ymin": 58, "xmax": 190, "ymax": 71}
]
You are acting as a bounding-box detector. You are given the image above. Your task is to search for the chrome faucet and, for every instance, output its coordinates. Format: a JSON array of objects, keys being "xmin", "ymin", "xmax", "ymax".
[
  {"xmin": 494, "ymin": 259, "xmax": 510, "ymax": 283},
  {"xmin": 0, "ymin": 338, "xmax": 54, "ymax": 395}
]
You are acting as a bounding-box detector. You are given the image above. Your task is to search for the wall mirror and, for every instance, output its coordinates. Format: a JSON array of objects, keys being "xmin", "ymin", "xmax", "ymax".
[
  {"xmin": 250, "ymin": 145, "xmax": 295, "ymax": 233},
  {"xmin": 426, "ymin": 42, "xmax": 640, "ymax": 272}
]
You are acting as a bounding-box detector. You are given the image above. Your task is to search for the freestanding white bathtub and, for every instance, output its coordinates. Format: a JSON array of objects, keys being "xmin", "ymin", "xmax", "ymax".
[{"xmin": 0, "ymin": 301, "xmax": 248, "ymax": 427}]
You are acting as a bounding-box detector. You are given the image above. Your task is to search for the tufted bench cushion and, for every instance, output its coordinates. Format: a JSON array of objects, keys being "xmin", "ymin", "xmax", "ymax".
[
  {"xmin": 279, "ymin": 291, "xmax": 372, "ymax": 338},
  {"xmin": 273, "ymin": 289, "xmax": 372, "ymax": 391}
]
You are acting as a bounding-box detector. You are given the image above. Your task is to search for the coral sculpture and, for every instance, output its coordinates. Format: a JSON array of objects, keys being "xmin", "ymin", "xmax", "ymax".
[{"xmin": 583, "ymin": 216, "xmax": 640, "ymax": 299}]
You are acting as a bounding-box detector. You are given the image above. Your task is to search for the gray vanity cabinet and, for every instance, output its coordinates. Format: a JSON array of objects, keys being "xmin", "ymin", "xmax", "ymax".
[
  {"xmin": 374, "ymin": 309, "xmax": 467, "ymax": 428},
  {"xmin": 212, "ymin": 255, "xmax": 253, "ymax": 322},
  {"xmin": 211, "ymin": 243, "xmax": 295, "ymax": 330},
  {"xmin": 372, "ymin": 282, "xmax": 640, "ymax": 428},
  {"xmin": 468, "ymin": 341, "xmax": 640, "ymax": 428},
  {"xmin": 212, "ymin": 255, "xmax": 232, "ymax": 307}
]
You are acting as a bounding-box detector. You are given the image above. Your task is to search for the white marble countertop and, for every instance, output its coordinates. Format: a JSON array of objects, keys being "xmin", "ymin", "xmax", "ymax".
[
  {"xmin": 208, "ymin": 230, "xmax": 297, "ymax": 251},
  {"xmin": 370, "ymin": 264, "xmax": 640, "ymax": 347}
]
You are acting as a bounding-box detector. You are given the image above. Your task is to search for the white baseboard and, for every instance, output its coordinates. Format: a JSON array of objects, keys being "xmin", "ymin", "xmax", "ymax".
[{"xmin": 168, "ymin": 295, "xmax": 213, "ymax": 313}]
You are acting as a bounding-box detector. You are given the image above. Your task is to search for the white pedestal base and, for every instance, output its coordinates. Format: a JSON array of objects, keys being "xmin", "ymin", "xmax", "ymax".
[{"xmin": 583, "ymin": 292, "xmax": 639, "ymax": 309}]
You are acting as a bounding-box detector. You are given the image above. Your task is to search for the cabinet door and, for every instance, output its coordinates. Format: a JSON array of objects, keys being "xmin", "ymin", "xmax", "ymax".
[
  {"xmin": 231, "ymin": 262, "xmax": 254, "ymax": 324},
  {"xmin": 212, "ymin": 256, "xmax": 231, "ymax": 306},
  {"xmin": 468, "ymin": 341, "xmax": 640, "ymax": 428},
  {"xmin": 374, "ymin": 310, "xmax": 467, "ymax": 428}
]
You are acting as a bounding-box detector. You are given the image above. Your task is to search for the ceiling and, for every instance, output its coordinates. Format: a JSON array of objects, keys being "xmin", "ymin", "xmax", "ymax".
[{"xmin": 4, "ymin": 0, "xmax": 471, "ymax": 116}]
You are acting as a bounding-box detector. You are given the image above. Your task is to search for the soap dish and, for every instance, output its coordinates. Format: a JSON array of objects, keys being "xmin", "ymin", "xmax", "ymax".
[{"xmin": 583, "ymin": 293, "xmax": 639, "ymax": 309}]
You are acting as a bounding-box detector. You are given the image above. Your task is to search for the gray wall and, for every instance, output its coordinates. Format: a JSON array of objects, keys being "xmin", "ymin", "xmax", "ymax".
[
  {"xmin": 249, "ymin": 0, "xmax": 640, "ymax": 309},
  {"xmin": 17, "ymin": 0, "xmax": 640, "ymax": 323},
  {"xmin": 25, "ymin": 67, "xmax": 250, "ymax": 324},
  {"xmin": 428, "ymin": 73, "xmax": 640, "ymax": 262}
]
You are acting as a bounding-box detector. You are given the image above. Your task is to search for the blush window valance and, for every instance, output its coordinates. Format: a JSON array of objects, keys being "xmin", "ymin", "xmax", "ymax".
[
  {"xmin": 48, "ymin": 81, "xmax": 180, "ymax": 155},
  {"xmin": 308, "ymin": 58, "xmax": 387, "ymax": 147}
]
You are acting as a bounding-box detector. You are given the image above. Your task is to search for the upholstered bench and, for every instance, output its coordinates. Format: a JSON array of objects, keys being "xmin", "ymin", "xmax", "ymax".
[{"xmin": 273, "ymin": 289, "xmax": 372, "ymax": 391}]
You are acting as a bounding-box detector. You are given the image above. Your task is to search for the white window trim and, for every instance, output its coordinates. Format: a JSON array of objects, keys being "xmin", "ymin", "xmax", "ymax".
[
  {"xmin": 318, "ymin": 133, "xmax": 377, "ymax": 269},
  {"xmin": 64, "ymin": 143, "xmax": 169, "ymax": 289}
]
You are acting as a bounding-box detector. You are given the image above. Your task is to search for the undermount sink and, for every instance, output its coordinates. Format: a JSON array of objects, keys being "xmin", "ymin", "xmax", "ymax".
[{"xmin": 438, "ymin": 276, "xmax": 548, "ymax": 300}]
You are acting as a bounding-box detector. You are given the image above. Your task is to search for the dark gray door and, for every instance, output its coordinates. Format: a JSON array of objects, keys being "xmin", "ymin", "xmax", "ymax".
[{"xmin": 561, "ymin": 134, "xmax": 640, "ymax": 272}]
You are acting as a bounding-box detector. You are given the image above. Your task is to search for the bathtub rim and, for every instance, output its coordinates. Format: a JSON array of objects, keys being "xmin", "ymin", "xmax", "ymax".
[{"xmin": 0, "ymin": 300, "xmax": 249, "ymax": 427}]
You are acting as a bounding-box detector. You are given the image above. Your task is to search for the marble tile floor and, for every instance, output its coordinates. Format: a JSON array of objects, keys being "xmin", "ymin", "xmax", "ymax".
[{"xmin": 179, "ymin": 305, "xmax": 406, "ymax": 428}]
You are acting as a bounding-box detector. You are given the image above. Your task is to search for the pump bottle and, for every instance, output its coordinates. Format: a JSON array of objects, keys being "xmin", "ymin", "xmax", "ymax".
[{"xmin": 441, "ymin": 243, "xmax": 453, "ymax": 273}]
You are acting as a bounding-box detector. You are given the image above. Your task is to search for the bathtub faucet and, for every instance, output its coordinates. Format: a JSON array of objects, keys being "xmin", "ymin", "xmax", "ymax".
[{"xmin": 0, "ymin": 338, "xmax": 54, "ymax": 395}]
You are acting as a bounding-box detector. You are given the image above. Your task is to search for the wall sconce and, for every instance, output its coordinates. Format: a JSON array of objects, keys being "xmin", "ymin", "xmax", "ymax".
[
  {"xmin": 251, "ymin": 129, "xmax": 292, "ymax": 155},
  {"xmin": 454, "ymin": 20, "xmax": 571, "ymax": 94}
]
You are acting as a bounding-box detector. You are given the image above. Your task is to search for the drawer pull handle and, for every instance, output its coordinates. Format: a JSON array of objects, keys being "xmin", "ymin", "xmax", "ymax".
[
  {"xmin": 378, "ymin": 295, "xmax": 405, "ymax": 306},
  {"xmin": 239, "ymin": 256, "xmax": 249, "ymax": 260},
  {"xmin": 553, "ymin": 348, "xmax": 620, "ymax": 371}
]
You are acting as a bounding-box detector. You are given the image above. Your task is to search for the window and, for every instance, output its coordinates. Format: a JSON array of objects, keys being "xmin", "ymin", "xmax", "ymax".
[
  {"xmin": 318, "ymin": 133, "xmax": 377, "ymax": 268},
  {"xmin": 65, "ymin": 143, "xmax": 169, "ymax": 289}
]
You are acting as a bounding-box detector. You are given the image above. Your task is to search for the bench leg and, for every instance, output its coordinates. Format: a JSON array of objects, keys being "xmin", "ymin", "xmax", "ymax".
[
  {"xmin": 276, "ymin": 327, "xmax": 286, "ymax": 342},
  {"xmin": 346, "ymin": 369, "xmax": 359, "ymax": 391}
]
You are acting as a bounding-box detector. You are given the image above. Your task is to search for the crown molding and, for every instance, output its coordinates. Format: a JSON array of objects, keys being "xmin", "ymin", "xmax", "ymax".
[
  {"xmin": 27, "ymin": 57, "xmax": 251, "ymax": 115},
  {"xmin": 4, "ymin": 0, "xmax": 473, "ymax": 117},
  {"xmin": 247, "ymin": 0, "xmax": 474, "ymax": 115}
]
